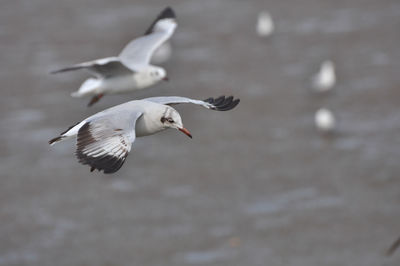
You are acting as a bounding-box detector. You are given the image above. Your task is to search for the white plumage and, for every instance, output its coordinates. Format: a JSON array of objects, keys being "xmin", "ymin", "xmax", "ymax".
[
  {"xmin": 315, "ymin": 108, "xmax": 336, "ymax": 132},
  {"xmin": 257, "ymin": 11, "xmax": 274, "ymax": 37},
  {"xmin": 312, "ymin": 60, "xmax": 336, "ymax": 92}
]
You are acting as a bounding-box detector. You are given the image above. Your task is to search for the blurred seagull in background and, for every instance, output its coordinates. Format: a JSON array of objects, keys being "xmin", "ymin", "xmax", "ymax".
[
  {"xmin": 315, "ymin": 108, "xmax": 336, "ymax": 132},
  {"xmin": 51, "ymin": 7, "xmax": 177, "ymax": 106},
  {"xmin": 312, "ymin": 60, "xmax": 336, "ymax": 92},
  {"xmin": 49, "ymin": 95, "xmax": 240, "ymax": 174},
  {"xmin": 256, "ymin": 11, "xmax": 274, "ymax": 37}
]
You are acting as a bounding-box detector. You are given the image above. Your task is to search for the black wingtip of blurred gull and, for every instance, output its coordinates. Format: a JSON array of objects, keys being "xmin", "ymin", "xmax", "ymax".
[
  {"xmin": 203, "ymin": 96, "xmax": 240, "ymax": 111},
  {"xmin": 144, "ymin": 7, "xmax": 176, "ymax": 35},
  {"xmin": 160, "ymin": 7, "xmax": 176, "ymax": 20}
]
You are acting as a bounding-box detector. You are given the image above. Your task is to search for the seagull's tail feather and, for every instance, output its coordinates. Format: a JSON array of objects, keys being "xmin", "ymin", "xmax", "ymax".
[
  {"xmin": 49, "ymin": 122, "xmax": 83, "ymax": 146},
  {"xmin": 71, "ymin": 91, "xmax": 81, "ymax": 97},
  {"xmin": 49, "ymin": 136, "xmax": 64, "ymax": 146},
  {"xmin": 50, "ymin": 65, "xmax": 85, "ymax": 74},
  {"xmin": 71, "ymin": 78, "xmax": 102, "ymax": 98}
]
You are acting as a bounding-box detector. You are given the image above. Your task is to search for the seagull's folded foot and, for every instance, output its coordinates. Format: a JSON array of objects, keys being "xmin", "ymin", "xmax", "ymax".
[{"xmin": 88, "ymin": 94, "xmax": 104, "ymax": 107}]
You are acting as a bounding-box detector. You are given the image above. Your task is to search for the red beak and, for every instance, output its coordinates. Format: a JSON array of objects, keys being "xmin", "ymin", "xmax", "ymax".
[
  {"xmin": 163, "ymin": 76, "xmax": 169, "ymax": 81},
  {"xmin": 179, "ymin": 127, "xmax": 192, "ymax": 138}
]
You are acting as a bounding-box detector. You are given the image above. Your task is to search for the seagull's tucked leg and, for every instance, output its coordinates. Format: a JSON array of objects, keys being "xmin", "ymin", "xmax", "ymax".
[{"xmin": 88, "ymin": 94, "xmax": 104, "ymax": 107}]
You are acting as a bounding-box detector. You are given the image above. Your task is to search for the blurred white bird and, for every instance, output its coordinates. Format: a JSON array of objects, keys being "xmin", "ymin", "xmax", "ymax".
[
  {"xmin": 151, "ymin": 41, "xmax": 172, "ymax": 64},
  {"xmin": 256, "ymin": 11, "xmax": 274, "ymax": 37},
  {"xmin": 315, "ymin": 108, "xmax": 335, "ymax": 132},
  {"xmin": 51, "ymin": 7, "xmax": 177, "ymax": 106},
  {"xmin": 312, "ymin": 60, "xmax": 336, "ymax": 92}
]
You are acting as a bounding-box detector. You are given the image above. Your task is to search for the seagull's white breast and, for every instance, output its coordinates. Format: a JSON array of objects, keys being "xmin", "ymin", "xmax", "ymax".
[
  {"xmin": 102, "ymin": 75, "xmax": 137, "ymax": 93},
  {"xmin": 133, "ymin": 70, "xmax": 160, "ymax": 89}
]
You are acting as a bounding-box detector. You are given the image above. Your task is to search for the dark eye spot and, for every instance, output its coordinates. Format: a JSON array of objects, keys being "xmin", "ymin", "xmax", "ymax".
[{"xmin": 161, "ymin": 117, "xmax": 174, "ymax": 123}]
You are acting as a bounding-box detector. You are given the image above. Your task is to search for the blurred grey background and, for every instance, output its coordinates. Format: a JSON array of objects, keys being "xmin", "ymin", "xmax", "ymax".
[{"xmin": 1, "ymin": 0, "xmax": 400, "ymax": 265}]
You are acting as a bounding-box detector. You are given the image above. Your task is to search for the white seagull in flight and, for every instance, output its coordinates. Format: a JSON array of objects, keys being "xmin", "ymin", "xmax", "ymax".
[
  {"xmin": 51, "ymin": 7, "xmax": 177, "ymax": 106},
  {"xmin": 49, "ymin": 95, "xmax": 240, "ymax": 173}
]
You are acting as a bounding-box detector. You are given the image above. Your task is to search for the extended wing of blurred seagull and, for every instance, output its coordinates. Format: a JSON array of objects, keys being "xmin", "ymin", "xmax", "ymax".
[
  {"xmin": 51, "ymin": 7, "xmax": 177, "ymax": 106},
  {"xmin": 49, "ymin": 95, "xmax": 240, "ymax": 173}
]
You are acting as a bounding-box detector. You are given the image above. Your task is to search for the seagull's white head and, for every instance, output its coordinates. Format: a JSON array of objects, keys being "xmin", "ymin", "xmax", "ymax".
[
  {"xmin": 160, "ymin": 107, "xmax": 192, "ymax": 138},
  {"xmin": 148, "ymin": 66, "xmax": 168, "ymax": 82}
]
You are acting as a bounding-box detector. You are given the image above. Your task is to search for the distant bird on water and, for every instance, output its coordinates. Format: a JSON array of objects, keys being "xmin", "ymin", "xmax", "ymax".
[
  {"xmin": 315, "ymin": 108, "xmax": 336, "ymax": 132},
  {"xmin": 312, "ymin": 60, "xmax": 336, "ymax": 92},
  {"xmin": 51, "ymin": 7, "xmax": 177, "ymax": 106},
  {"xmin": 49, "ymin": 95, "xmax": 240, "ymax": 174},
  {"xmin": 256, "ymin": 11, "xmax": 274, "ymax": 37}
]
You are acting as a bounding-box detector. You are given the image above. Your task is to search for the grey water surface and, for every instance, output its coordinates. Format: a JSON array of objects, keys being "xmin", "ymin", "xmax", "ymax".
[{"xmin": 1, "ymin": 0, "xmax": 399, "ymax": 265}]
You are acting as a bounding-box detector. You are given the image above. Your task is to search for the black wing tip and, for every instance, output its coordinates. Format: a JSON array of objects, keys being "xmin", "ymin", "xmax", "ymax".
[
  {"xmin": 159, "ymin": 7, "xmax": 176, "ymax": 19},
  {"xmin": 144, "ymin": 7, "xmax": 176, "ymax": 35},
  {"xmin": 203, "ymin": 95, "xmax": 240, "ymax": 111}
]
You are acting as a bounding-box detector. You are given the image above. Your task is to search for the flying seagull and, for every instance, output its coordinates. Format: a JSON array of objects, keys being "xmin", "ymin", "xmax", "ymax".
[
  {"xmin": 49, "ymin": 95, "xmax": 240, "ymax": 173},
  {"xmin": 51, "ymin": 7, "xmax": 177, "ymax": 106}
]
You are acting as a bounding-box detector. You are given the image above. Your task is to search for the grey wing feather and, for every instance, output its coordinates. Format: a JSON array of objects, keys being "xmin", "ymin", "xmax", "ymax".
[
  {"xmin": 144, "ymin": 96, "xmax": 240, "ymax": 111},
  {"xmin": 119, "ymin": 18, "xmax": 177, "ymax": 70},
  {"xmin": 51, "ymin": 57, "xmax": 134, "ymax": 78},
  {"xmin": 76, "ymin": 110, "xmax": 143, "ymax": 174}
]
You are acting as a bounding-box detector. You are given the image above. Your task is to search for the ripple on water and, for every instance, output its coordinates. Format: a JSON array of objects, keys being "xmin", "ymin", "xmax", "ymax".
[
  {"xmin": 110, "ymin": 180, "xmax": 135, "ymax": 192},
  {"xmin": 179, "ymin": 249, "xmax": 231, "ymax": 264},
  {"xmin": 245, "ymin": 187, "xmax": 317, "ymax": 215},
  {"xmin": 5, "ymin": 109, "xmax": 45, "ymax": 126}
]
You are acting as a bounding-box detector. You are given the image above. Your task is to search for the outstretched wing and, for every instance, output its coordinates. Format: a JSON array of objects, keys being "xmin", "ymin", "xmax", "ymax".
[
  {"xmin": 75, "ymin": 111, "xmax": 143, "ymax": 174},
  {"xmin": 143, "ymin": 7, "xmax": 176, "ymax": 35},
  {"xmin": 144, "ymin": 95, "xmax": 240, "ymax": 111},
  {"xmin": 119, "ymin": 7, "xmax": 177, "ymax": 70},
  {"xmin": 50, "ymin": 57, "xmax": 134, "ymax": 78}
]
